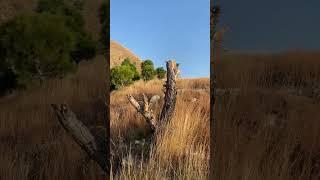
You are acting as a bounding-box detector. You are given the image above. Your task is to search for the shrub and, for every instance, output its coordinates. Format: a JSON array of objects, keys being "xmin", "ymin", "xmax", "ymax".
[
  {"xmin": 110, "ymin": 58, "xmax": 141, "ymax": 90},
  {"xmin": 156, "ymin": 67, "xmax": 166, "ymax": 79},
  {"xmin": 37, "ymin": 0, "xmax": 97, "ymax": 62},
  {"xmin": 111, "ymin": 65, "xmax": 135, "ymax": 90},
  {"xmin": 141, "ymin": 60, "xmax": 156, "ymax": 81},
  {"xmin": 37, "ymin": 0, "xmax": 85, "ymax": 29},
  {"xmin": 121, "ymin": 58, "xmax": 140, "ymax": 81},
  {"xmin": 142, "ymin": 59, "xmax": 154, "ymax": 67},
  {"xmin": 0, "ymin": 13, "xmax": 76, "ymax": 90},
  {"xmin": 71, "ymin": 33, "xmax": 98, "ymax": 63}
]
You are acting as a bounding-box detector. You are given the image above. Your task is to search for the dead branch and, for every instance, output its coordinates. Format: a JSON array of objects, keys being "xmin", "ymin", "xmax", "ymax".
[
  {"xmin": 126, "ymin": 94, "xmax": 157, "ymax": 133},
  {"xmin": 127, "ymin": 60, "xmax": 179, "ymax": 134},
  {"xmin": 50, "ymin": 104, "xmax": 108, "ymax": 173}
]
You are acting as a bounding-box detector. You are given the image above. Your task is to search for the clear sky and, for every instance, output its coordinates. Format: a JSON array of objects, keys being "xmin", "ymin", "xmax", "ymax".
[
  {"xmin": 111, "ymin": 0, "xmax": 210, "ymax": 78},
  {"xmin": 220, "ymin": 0, "xmax": 320, "ymax": 53}
]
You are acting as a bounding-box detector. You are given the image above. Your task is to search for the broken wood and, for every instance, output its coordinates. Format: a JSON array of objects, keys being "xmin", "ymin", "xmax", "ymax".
[
  {"xmin": 159, "ymin": 61, "xmax": 179, "ymax": 127},
  {"xmin": 127, "ymin": 93, "xmax": 157, "ymax": 133},
  {"xmin": 50, "ymin": 104, "xmax": 108, "ymax": 173},
  {"xmin": 127, "ymin": 60, "xmax": 179, "ymax": 134}
]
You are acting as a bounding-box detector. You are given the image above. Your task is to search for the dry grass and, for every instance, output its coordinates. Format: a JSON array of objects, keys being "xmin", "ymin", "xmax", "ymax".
[
  {"xmin": 0, "ymin": 56, "xmax": 107, "ymax": 180},
  {"xmin": 212, "ymin": 51, "xmax": 320, "ymax": 180},
  {"xmin": 0, "ymin": 1, "xmax": 107, "ymax": 179},
  {"xmin": 110, "ymin": 78, "xmax": 210, "ymax": 179}
]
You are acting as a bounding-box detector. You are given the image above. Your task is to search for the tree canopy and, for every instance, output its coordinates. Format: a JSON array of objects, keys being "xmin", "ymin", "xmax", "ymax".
[
  {"xmin": 141, "ymin": 60, "xmax": 156, "ymax": 81},
  {"xmin": 0, "ymin": 13, "xmax": 77, "ymax": 90}
]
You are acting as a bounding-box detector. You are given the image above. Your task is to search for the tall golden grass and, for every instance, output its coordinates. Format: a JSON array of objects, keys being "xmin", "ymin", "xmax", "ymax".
[
  {"xmin": 213, "ymin": 51, "xmax": 320, "ymax": 179},
  {"xmin": 110, "ymin": 78, "xmax": 210, "ymax": 179},
  {"xmin": 0, "ymin": 56, "xmax": 107, "ymax": 179}
]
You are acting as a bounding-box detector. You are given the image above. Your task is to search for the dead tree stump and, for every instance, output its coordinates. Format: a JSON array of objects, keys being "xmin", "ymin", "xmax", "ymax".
[{"xmin": 127, "ymin": 60, "xmax": 179, "ymax": 136}]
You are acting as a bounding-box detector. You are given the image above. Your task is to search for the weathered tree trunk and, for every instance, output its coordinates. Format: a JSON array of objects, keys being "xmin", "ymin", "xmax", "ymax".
[
  {"xmin": 51, "ymin": 104, "xmax": 108, "ymax": 173},
  {"xmin": 158, "ymin": 61, "xmax": 179, "ymax": 128},
  {"xmin": 127, "ymin": 60, "xmax": 179, "ymax": 135}
]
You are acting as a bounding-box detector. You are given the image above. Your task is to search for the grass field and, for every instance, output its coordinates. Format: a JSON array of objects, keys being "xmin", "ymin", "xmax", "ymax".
[
  {"xmin": 0, "ymin": 56, "xmax": 107, "ymax": 180},
  {"xmin": 110, "ymin": 78, "xmax": 210, "ymax": 179},
  {"xmin": 212, "ymin": 51, "xmax": 320, "ymax": 179}
]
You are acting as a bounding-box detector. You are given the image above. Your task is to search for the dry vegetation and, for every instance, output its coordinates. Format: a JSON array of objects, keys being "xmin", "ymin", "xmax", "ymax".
[
  {"xmin": 110, "ymin": 78, "xmax": 210, "ymax": 179},
  {"xmin": 213, "ymin": 51, "xmax": 320, "ymax": 179},
  {"xmin": 0, "ymin": 0, "xmax": 107, "ymax": 178},
  {"xmin": 110, "ymin": 40, "xmax": 142, "ymax": 69},
  {"xmin": 0, "ymin": 56, "xmax": 107, "ymax": 179}
]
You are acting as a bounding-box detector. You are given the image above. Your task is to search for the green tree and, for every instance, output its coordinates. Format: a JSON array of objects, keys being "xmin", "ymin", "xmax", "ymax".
[
  {"xmin": 121, "ymin": 58, "xmax": 140, "ymax": 81},
  {"xmin": 141, "ymin": 60, "xmax": 156, "ymax": 81},
  {"xmin": 71, "ymin": 33, "xmax": 98, "ymax": 63},
  {"xmin": 142, "ymin": 59, "xmax": 154, "ymax": 67},
  {"xmin": 110, "ymin": 65, "xmax": 135, "ymax": 90},
  {"xmin": 37, "ymin": 0, "xmax": 84, "ymax": 29},
  {"xmin": 37, "ymin": 0, "xmax": 97, "ymax": 63},
  {"xmin": 156, "ymin": 67, "xmax": 166, "ymax": 79},
  {"xmin": 0, "ymin": 13, "xmax": 76, "ymax": 89}
]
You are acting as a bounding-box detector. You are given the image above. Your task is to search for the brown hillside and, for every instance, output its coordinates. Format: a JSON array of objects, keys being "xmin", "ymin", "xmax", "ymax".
[{"xmin": 110, "ymin": 40, "xmax": 142, "ymax": 70}]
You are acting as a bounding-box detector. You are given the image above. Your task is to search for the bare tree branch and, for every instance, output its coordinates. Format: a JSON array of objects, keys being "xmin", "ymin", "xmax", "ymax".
[
  {"xmin": 127, "ymin": 94, "xmax": 157, "ymax": 133},
  {"xmin": 127, "ymin": 60, "xmax": 179, "ymax": 135}
]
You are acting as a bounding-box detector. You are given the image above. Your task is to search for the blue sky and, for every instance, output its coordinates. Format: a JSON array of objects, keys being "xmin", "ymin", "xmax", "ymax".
[{"xmin": 111, "ymin": 0, "xmax": 210, "ymax": 78}]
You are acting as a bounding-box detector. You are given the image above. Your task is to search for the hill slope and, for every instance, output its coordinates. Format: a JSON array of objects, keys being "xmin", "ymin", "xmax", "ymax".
[{"xmin": 110, "ymin": 40, "xmax": 142, "ymax": 70}]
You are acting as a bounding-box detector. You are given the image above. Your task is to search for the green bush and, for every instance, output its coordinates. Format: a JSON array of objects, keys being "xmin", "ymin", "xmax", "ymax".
[
  {"xmin": 71, "ymin": 33, "xmax": 98, "ymax": 63},
  {"xmin": 121, "ymin": 58, "xmax": 140, "ymax": 81},
  {"xmin": 110, "ymin": 58, "xmax": 141, "ymax": 90},
  {"xmin": 0, "ymin": 13, "xmax": 76, "ymax": 90},
  {"xmin": 141, "ymin": 60, "xmax": 156, "ymax": 81},
  {"xmin": 156, "ymin": 67, "xmax": 166, "ymax": 79},
  {"xmin": 111, "ymin": 65, "xmax": 135, "ymax": 90},
  {"xmin": 37, "ymin": 0, "xmax": 85, "ymax": 29},
  {"xmin": 37, "ymin": 0, "xmax": 97, "ymax": 62}
]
